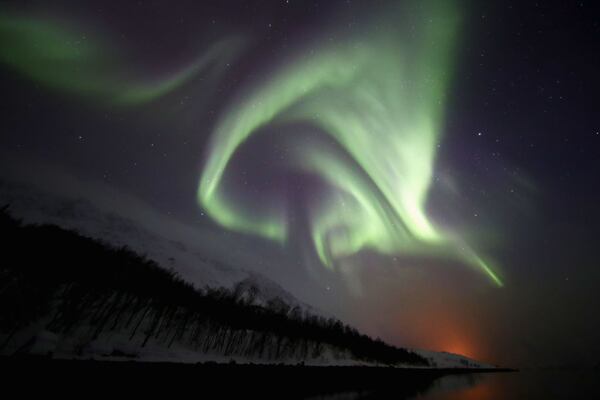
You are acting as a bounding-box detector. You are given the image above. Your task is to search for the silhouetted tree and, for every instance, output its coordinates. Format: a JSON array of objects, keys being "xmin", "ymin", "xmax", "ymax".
[{"xmin": 0, "ymin": 206, "xmax": 428, "ymax": 366}]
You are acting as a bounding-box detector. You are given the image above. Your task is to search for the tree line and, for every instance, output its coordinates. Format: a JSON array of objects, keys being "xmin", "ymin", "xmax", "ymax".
[{"xmin": 0, "ymin": 205, "xmax": 428, "ymax": 366}]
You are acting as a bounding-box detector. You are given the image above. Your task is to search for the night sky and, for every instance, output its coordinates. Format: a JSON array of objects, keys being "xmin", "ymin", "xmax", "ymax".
[{"xmin": 1, "ymin": 0, "xmax": 599, "ymax": 367}]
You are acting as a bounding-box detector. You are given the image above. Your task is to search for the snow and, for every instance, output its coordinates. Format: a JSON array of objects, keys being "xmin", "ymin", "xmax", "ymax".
[
  {"xmin": 0, "ymin": 179, "xmax": 497, "ymax": 369},
  {"xmin": 0, "ymin": 179, "xmax": 312, "ymax": 311},
  {"xmin": 414, "ymin": 349, "xmax": 495, "ymax": 369}
]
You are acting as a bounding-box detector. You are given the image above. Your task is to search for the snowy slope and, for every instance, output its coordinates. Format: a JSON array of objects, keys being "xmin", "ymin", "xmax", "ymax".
[
  {"xmin": 414, "ymin": 349, "xmax": 496, "ymax": 369},
  {"xmin": 0, "ymin": 179, "xmax": 498, "ymax": 369},
  {"xmin": 0, "ymin": 179, "xmax": 314, "ymax": 313}
]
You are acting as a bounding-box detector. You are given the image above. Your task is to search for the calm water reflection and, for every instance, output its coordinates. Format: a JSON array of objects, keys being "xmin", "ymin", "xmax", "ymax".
[
  {"xmin": 309, "ymin": 370, "xmax": 600, "ymax": 399},
  {"xmin": 417, "ymin": 370, "xmax": 600, "ymax": 400},
  {"xmin": 4, "ymin": 358, "xmax": 599, "ymax": 399}
]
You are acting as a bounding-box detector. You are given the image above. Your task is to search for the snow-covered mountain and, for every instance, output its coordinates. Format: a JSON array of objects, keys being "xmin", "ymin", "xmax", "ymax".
[
  {"xmin": 0, "ymin": 179, "xmax": 497, "ymax": 369},
  {"xmin": 0, "ymin": 179, "xmax": 312, "ymax": 312},
  {"xmin": 414, "ymin": 349, "xmax": 495, "ymax": 369}
]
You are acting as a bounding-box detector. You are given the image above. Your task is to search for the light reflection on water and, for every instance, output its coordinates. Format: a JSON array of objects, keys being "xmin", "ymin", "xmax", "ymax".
[
  {"xmin": 308, "ymin": 370, "xmax": 600, "ymax": 400},
  {"xmin": 420, "ymin": 370, "xmax": 600, "ymax": 400}
]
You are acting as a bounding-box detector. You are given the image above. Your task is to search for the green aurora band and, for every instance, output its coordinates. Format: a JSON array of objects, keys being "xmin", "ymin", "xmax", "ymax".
[
  {"xmin": 198, "ymin": 3, "xmax": 503, "ymax": 286},
  {"xmin": 0, "ymin": 5, "xmax": 503, "ymax": 287},
  {"xmin": 0, "ymin": 14, "xmax": 243, "ymax": 105}
]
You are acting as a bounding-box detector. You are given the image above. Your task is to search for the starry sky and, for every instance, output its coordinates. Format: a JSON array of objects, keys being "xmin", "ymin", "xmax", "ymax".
[{"xmin": 1, "ymin": 0, "xmax": 599, "ymax": 367}]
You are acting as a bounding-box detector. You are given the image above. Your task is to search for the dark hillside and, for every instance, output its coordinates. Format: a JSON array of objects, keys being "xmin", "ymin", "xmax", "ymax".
[{"xmin": 0, "ymin": 206, "xmax": 427, "ymax": 366}]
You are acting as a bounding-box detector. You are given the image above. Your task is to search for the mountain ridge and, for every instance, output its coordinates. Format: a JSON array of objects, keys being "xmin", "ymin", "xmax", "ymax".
[{"xmin": 0, "ymin": 180, "xmax": 496, "ymax": 369}]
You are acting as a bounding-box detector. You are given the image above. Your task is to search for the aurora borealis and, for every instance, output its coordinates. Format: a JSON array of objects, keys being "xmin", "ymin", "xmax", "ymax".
[
  {"xmin": 1, "ymin": 0, "xmax": 599, "ymax": 368},
  {"xmin": 197, "ymin": 2, "xmax": 502, "ymax": 286},
  {"xmin": 0, "ymin": 14, "xmax": 243, "ymax": 105},
  {"xmin": 0, "ymin": 2, "xmax": 501, "ymax": 285}
]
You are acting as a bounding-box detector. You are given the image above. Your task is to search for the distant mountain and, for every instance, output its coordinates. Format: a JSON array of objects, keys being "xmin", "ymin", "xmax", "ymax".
[
  {"xmin": 414, "ymin": 349, "xmax": 495, "ymax": 369},
  {"xmin": 0, "ymin": 180, "xmax": 495, "ymax": 369},
  {"xmin": 0, "ymin": 209, "xmax": 428, "ymax": 366},
  {"xmin": 0, "ymin": 180, "xmax": 314, "ymax": 313}
]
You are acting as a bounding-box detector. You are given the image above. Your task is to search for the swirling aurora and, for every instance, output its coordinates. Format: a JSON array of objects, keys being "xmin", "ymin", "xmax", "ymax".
[
  {"xmin": 3, "ymin": 0, "xmax": 600, "ymax": 369},
  {"xmin": 0, "ymin": 2, "xmax": 502, "ymax": 286},
  {"xmin": 197, "ymin": 3, "xmax": 502, "ymax": 286}
]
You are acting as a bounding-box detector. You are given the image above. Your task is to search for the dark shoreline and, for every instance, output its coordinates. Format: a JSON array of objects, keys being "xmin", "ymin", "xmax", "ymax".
[
  {"xmin": 1, "ymin": 355, "xmax": 516, "ymax": 398},
  {"xmin": 0, "ymin": 354, "xmax": 517, "ymax": 373}
]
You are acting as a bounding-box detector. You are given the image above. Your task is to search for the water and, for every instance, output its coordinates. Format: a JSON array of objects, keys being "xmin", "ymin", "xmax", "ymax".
[
  {"xmin": 417, "ymin": 370, "xmax": 600, "ymax": 400},
  {"xmin": 312, "ymin": 370, "xmax": 600, "ymax": 399},
  {"xmin": 3, "ymin": 357, "xmax": 599, "ymax": 398}
]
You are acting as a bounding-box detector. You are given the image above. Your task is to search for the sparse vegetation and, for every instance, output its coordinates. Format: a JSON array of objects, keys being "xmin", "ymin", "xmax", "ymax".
[{"xmin": 0, "ymin": 205, "xmax": 428, "ymax": 366}]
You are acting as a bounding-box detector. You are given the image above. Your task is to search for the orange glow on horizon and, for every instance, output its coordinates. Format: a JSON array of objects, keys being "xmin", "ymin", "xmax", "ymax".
[
  {"xmin": 390, "ymin": 293, "xmax": 487, "ymax": 362},
  {"xmin": 356, "ymin": 262, "xmax": 494, "ymax": 364}
]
